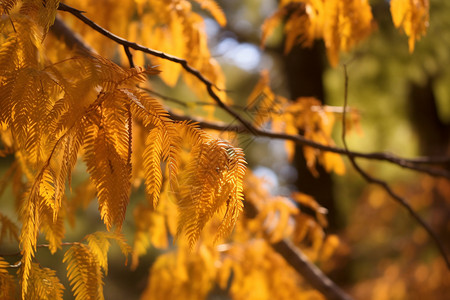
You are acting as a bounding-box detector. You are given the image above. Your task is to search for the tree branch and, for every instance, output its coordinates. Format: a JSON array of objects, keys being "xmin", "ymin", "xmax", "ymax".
[
  {"xmin": 49, "ymin": 3, "xmax": 450, "ymax": 295},
  {"xmin": 168, "ymin": 111, "xmax": 450, "ymax": 179},
  {"xmin": 272, "ymin": 240, "xmax": 353, "ymax": 300},
  {"xmin": 341, "ymin": 65, "xmax": 450, "ymax": 269},
  {"xmin": 0, "ymin": 242, "xmax": 81, "ymax": 258},
  {"xmin": 50, "ymin": 8, "xmax": 449, "ymax": 268},
  {"xmin": 52, "ymin": 7, "xmax": 450, "ymax": 178},
  {"xmin": 243, "ymin": 201, "xmax": 354, "ymax": 300},
  {"xmin": 123, "ymin": 45, "xmax": 135, "ymax": 68},
  {"xmin": 57, "ymin": 2, "xmax": 257, "ymax": 135},
  {"xmin": 51, "ymin": 16, "xmax": 93, "ymax": 53}
]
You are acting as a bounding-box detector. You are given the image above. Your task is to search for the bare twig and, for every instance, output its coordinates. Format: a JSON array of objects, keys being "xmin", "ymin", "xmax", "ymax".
[
  {"xmin": 123, "ymin": 45, "xmax": 135, "ymax": 68},
  {"xmin": 169, "ymin": 111, "xmax": 450, "ymax": 179},
  {"xmin": 341, "ymin": 65, "xmax": 450, "ymax": 269},
  {"xmin": 57, "ymin": 2, "xmax": 257, "ymax": 135},
  {"xmin": 0, "ymin": 242, "xmax": 81, "ymax": 258}
]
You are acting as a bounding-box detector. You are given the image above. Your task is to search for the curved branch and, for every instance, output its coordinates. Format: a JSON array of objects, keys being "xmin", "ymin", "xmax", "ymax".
[
  {"xmin": 244, "ymin": 201, "xmax": 354, "ymax": 300},
  {"xmin": 341, "ymin": 65, "xmax": 450, "ymax": 269},
  {"xmin": 53, "ymin": 6, "xmax": 450, "ymax": 177},
  {"xmin": 123, "ymin": 45, "xmax": 135, "ymax": 68},
  {"xmin": 57, "ymin": 2, "xmax": 257, "ymax": 135},
  {"xmin": 168, "ymin": 111, "xmax": 450, "ymax": 179}
]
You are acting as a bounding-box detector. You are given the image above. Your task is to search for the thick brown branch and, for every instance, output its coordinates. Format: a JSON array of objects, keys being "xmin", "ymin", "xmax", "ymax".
[
  {"xmin": 272, "ymin": 240, "xmax": 353, "ymax": 300},
  {"xmin": 341, "ymin": 65, "xmax": 450, "ymax": 269},
  {"xmin": 244, "ymin": 201, "xmax": 353, "ymax": 300},
  {"xmin": 57, "ymin": 2, "xmax": 256, "ymax": 134},
  {"xmin": 51, "ymin": 16, "xmax": 93, "ymax": 53}
]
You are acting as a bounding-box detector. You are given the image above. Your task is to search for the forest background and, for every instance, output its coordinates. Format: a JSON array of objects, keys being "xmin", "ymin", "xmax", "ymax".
[{"xmin": 0, "ymin": 0, "xmax": 449, "ymax": 299}]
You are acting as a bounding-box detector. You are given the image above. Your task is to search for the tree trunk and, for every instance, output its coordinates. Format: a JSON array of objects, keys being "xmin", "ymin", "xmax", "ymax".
[
  {"xmin": 408, "ymin": 79, "xmax": 450, "ymax": 157},
  {"xmin": 283, "ymin": 42, "xmax": 339, "ymax": 230}
]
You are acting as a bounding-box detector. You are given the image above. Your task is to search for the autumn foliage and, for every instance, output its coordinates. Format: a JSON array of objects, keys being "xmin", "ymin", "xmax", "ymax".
[{"xmin": 1, "ymin": 1, "xmax": 445, "ymax": 300}]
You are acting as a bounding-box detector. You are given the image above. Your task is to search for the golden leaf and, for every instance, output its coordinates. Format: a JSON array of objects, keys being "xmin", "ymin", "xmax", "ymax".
[
  {"xmin": 390, "ymin": 0, "xmax": 429, "ymax": 52},
  {"xmin": 193, "ymin": 0, "xmax": 227, "ymax": 26},
  {"xmin": 63, "ymin": 244, "xmax": 104, "ymax": 300},
  {"xmin": 323, "ymin": 0, "xmax": 374, "ymax": 66},
  {"xmin": 85, "ymin": 231, "xmax": 131, "ymax": 274},
  {"xmin": 261, "ymin": 8, "xmax": 286, "ymax": 48},
  {"xmin": 265, "ymin": 0, "xmax": 373, "ymax": 66},
  {"xmin": 0, "ymin": 213, "xmax": 19, "ymax": 243},
  {"xmin": 0, "ymin": 257, "xmax": 16, "ymax": 300},
  {"xmin": 25, "ymin": 262, "xmax": 64, "ymax": 300},
  {"xmin": 0, "ymin": 0, "xmax": 19, "ymax": 14}
]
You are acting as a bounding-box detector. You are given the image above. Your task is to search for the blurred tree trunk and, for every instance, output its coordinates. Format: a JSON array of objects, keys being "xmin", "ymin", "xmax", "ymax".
[
  {"xmin": 409, "ymin": 79, "xmax": 450, "ymax": 157},
  {"xmin": 408, "ymin": 78, "xmax": 450, "ymax": 250},
  {"xmin": 283, "ymin": 42, "xmax": 339, "ymax": 230}
]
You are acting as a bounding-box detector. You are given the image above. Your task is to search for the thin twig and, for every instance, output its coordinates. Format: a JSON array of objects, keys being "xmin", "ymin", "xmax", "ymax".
[
  {"xmin": 123, "ymin": 45, "xmax": 135, "ymax": 68},
  {"xmin": 57, "ymin": 2, "xmax": 257, "ymax": 135},
  {"xmin": 0, "ymin": 242, "xmax": 81, "ymax": 258},
  {"xmin": 139, "ymin": 86, "xmax": 214, "ymax": 108},
  {"xmin": 341, "ymin": 64, "xmax": 450, "ymax": 269},
  {"xmin": 169, "ymin": 112, "xmax": 450, "ymax": 179}
]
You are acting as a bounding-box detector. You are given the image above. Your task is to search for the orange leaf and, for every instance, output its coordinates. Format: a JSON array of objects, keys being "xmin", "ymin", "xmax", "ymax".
[{"xmin": 390, "ymin": 0, "xmax": 429, "ymax": 52}]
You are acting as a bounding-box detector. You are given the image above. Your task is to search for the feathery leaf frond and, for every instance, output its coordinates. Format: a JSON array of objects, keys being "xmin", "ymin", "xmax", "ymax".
[
  {"xmin": 25, "ymin": 262, "xmax": 64, "ymax": 300},
  {"xmin": 84, "ymin": 231, "xmax": 131, "ymax": 274},
  {"xmin": 0, "ymin": 212, "xmax": 19, "ymax": 243},
  {"xmin": 63, "ymin": 243, "xmax": 104, "ymax": 300},
  {"xmin": 20, "ymin": 0, "xmax": 60, "ymax": 36},
  {"xmin": 83, "ymin": 109, "xmax": 131, "ymax": 230},
  {"xmin": 18, "ymin": 190, "xmax": 40, "ymax": 298},
  {"xmin": 0, "ymin": 257, "xmax": 16, "ymax": 300},
  {"xmin": 192, "ymin": 0, "xmax": 227, "ymax": 26},
  {"xmin": 177, "ymin": 138, "xmax": 246, "ymax": 247},
  {"xmin": 0, "ymin": 0, "xmax": 19, "ymax": 14}
]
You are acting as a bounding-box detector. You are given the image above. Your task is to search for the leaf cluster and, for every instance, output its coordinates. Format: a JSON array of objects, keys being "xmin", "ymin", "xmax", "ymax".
[{"xmin": 0, "ymin": 1, "xmax": 246, "ymax": 298}]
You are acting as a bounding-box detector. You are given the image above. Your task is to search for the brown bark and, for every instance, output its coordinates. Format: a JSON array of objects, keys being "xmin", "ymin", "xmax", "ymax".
[
  {"xmin": 409, "ymin": 79, "xmax": 450, "ymax": 157},
  {"xmin": 283, "ymin": 42, "xmax": 339, "ymax": 230}
]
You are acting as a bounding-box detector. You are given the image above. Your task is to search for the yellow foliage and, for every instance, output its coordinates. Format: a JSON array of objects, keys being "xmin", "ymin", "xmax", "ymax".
[
  {"xmin": 222, "ymin": 240, "xmax": 325, "ymax": 300},
  {"xmin": 0, "ymin": 0, "xmax": 19, "ymax": 14},
  {"xmin": 1, "ymin": 0, "xmax": 429, "ymax": 299},
  {"xmin": 0, "ymin": 213, "xmax": 19, "ymax": 243},
  {"xmin": 246, "ymin": 73, "xmax": 348, "ymax": 174},
  {"xmin": 177, "ymin": 137, "xmax": 246, "ymax": 248},
  {"xmin": 192, "ymin": 0, "xmax": 227, "ymax": 26},
  {"xmin": 59, "ymin": 0, "xmax": 227, "ymax": 106},
  {"xmin": 0, "ymin": 2, "xmax": 246, "ymax": 298},
  {"xmin": 63, "ymin": 243, "xmax": 104, "ymax": 300},
  {"xmin": 322, "ymin": 0, "xmax": 374, "ymax": 66},
  {"xmin": 63, "ymin": 232, "xmax": 130, "ymax": 300},
  {"xmin": 243, "ymin": 173, "xmax": 334, "ymax": 262},
  {"xmin": 262, "ymin": 0, "xmax": 374, "ymax": 67},
  {"xmin": 141, "ymin": 172, "xmax": 339, "ymax": 299},
  {"xmin": 25, "ymin": 262, "xmax": 64, "ymax": 300},
  {"xmin": 390, "ymin": 0, "xmax": 429, "ymax": 52},
  {"xmin": 0, "ymin": 257, "xmax": 17, "ymax": 300},
  {"xmin": 141, "ymin": 242, "xmax": 217, "ymax": 300},
  {"xmin": 263, "ymin": 0, "xmax": 429, "ymax": 62},
  {"xmin": 131, "ymin": 184, "xmax": 178, "ymax": 269}
]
